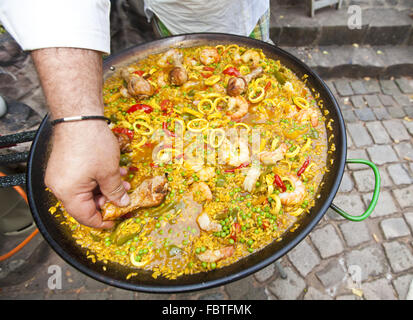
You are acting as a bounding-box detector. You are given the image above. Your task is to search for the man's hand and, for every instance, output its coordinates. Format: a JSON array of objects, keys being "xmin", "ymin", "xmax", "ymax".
[
  {"xmin": 46, "ymin": 120, "xmax": 130, "ymax": 229},
  {"xmin": 32, "ymin": 47, "xmax": 130, "ymax": 228}
]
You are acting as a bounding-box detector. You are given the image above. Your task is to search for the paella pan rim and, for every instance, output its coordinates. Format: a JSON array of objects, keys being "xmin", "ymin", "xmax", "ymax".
[{"xmin": 27, "ymin": 33, "xmax": 347, "ymax": 293}]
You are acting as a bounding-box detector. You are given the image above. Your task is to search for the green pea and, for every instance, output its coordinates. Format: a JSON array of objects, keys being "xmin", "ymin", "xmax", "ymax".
[
  {"xmin": 202, "ymin": 262, "xmax": 208, "ymax": 268},
  {"xmin": 155, "ymin": 222, "xmax": 161, "ymax": 228},
  {"xmin": 200, "ymin": 246, "xmax": 206, "ymax": 252},
  {"xmin": 210, "ymin": 262, "xmax": 217, "ymax": 269},
  {"xmin": 229, "ymin": 238, "xmax": 235, "ymax": 244},
  {"xmin": 247, "ymin": 239, "xmax": 254, "ymax": 246},
  {"xmin": 135, "ymin": 255, "xmax": 142, "ymax": 262}
]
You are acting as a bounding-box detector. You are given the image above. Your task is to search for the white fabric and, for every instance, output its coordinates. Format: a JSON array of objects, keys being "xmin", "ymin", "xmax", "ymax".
[
  {"xmin": 0, "ymin": 0, "xmax": 111, "ymax": 53},
  {"xmin": 144, "ymin": 0, "xmax": 269, "ymax": 36}
]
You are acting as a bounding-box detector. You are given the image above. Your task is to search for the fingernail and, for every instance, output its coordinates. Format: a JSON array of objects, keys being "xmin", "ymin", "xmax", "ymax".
[{"xmin": 119, "ymin": 193, "xmax": 130, "ymax": 206}]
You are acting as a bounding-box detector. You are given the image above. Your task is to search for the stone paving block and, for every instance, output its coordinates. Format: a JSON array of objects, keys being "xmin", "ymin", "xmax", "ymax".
[
  {"xmin": 310, "ymin": 225, "xmax": 344, "ymax": 259},
  {"xmin": 403, "ymin": 106, "xmax": 413, "ymax": 117},
  {"xmin": 404, "ymin": 212, "xmax": 413, "ymax": 232},
  {"xmin": 287, "ymin": 239, "xmax": 320, "ymax": 277},
  {"xmin": 382, "ymin": 119, "xmax": 410, "ymax": 142},
  {"xmin": 345, "ymin": 245, "xmax": 387, "ymax": 281},
  {"xmin": 379, "ymin": 79, "xmax": 401, "ymax": 96},
  {"xmin": 341, "ymin": 109, "xmax": 358, "ymax": 123},
  {"xmin": 383, "ymin": 241, "xmax": 413, "ymax": 273},
  {"xmin": 392, "ymin": 94, "xmax": 411, "ymax": 107},
  {"xmin": 267, "ymin": 267, "xmax": 305, "ymax": 300},
  {"xmin": 402, "ymin": 119, "xmax": 413, "ymax": 136},
  {"xmin": 387, "ymin": 163, "xmax": 413, "ymax": 185},
  {"xmin": 380, "ymin": 217, "xmax": 411, "ymax": 240},
  {"xmin": 325, "ymin": 206, "xmax": 345, "ymax": 221},
  {"xmin": 392, "ymin": 274, "xmax": 413, "ymax": 300},
  {"xmin": 315, "ymin": 259, "xmax": 346, "ymax": 288},
  {"xmin": 346, "ymin": 131, "xmax": 354, "ymax": 148},
  {"xmin": 350, "ymin": 95, "xmax": 366, "ymax": 109},
  {"xmin": 347, "ymin": 123, "xmax": 373, "ymax": 147},
  {"xmin": 335, "ymin": 294, "xmax": 359, "ymax": 300},
  {"xmin": 366, "ymin": 145, "xmax": 398, "ymax": 165},
  {"xmin": 393, "ymin": 185, "xmax": 413, "ymax": 209},
  {"xmin": 333, "ymin": 193, "xmax": 365, "ymax": 217},
  {"xmin": 333, "ymin": 79, "xmax": 353, "ymax": 96},
  {"xmin": 393, "ymin": 142, "xmax": 413, "ymax": 161},
  {"xmin": 362, "ymin": 190, "xmax": 398, "ymax": 217},
  {"xmin": 110, "ymin": 288, "xmax": 135, "ymax": 300},
  {"xmin": 365, "ymin": 121, "xmax": 391, "ymax": 144},
  {"xmin": 372, "ymin": 107, "xmax": 392, "ymax": 120},
  {"xmin": 395, "ymin": 78, "xmax": 413, "ymax": 94},
  {"xmin": 350, "ymin": 80, "xmax": 368, "ymax": 95},
  {"xmin": 353, "ymin": 169, "xmax": 378, "ymax": 192},
  {"xmin": 303, "ymin": 287, "xmax": 333, "ymax": 300},
  {"xmin": 362, "ymin": 79, "xmax": 381, "ymax": 94},
  {"xmin": 378, "ymin": 94, "xmax": 396, "ymax": 107},
  {"xmin": 354, "ymin": 108, "xmax": 376, "ymax": 121},
  {"xmin": 346, "ymin": 149, "xmax": 370, "ymax": 170},
  {"xmin": 254, "ymin": 263, "xmax": 275, "ymax": 283},
  {"xmin": 339, "ymin": 221, "xmax": 371, "ymax": 247},
  {"xmin": 338, "ymin": 171, "xmax": 354, "ymax": 193},
  {"xmin": 362, "ymin": 279, "xmax": 396, "ymax": 300},
  {"xmin": 386, "ymin": 106, "xmax": 406, "ymax": 119},
  {"xmin": 364, "ymin": 94, "xmax": 382, "ymax": 108},
  {"xmin": 225, "ymin": 276, "xmax": 264, "ymax": 300}
]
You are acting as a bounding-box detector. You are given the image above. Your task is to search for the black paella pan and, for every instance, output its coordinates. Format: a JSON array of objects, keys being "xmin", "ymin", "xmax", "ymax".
[{"xmin": 0, "ymin": 33, "xmax": 380, "ymax": 293}]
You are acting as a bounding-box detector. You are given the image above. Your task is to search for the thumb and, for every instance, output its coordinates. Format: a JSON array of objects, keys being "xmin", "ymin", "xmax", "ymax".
[{"xmin": 97, "ymin": 170, "xmax": 130, "ymax": 207}]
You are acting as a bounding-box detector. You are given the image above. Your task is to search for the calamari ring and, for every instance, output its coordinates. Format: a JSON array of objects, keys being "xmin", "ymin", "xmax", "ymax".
[
  {"xmin": 133, "ymin": 120, "xmax": 154, "ymax": 136},
  {"xmin": 234, "ymin": 122, "xmax": 251, "ymax": 133},
  {"xmin": 239, "ymin": 65, "xmax": 250, "ymax": 75},
  {"xmin": 208, "ymin": 128, "xmax": 226, "ymax": 148},
  {"xmin": 293, "ymin": 96, "xmax": 310, "ymax": 109},
  {"xmin": 248, "ymin": 86, "xmax": 265, "ymax": 103},
  {"xmin": 197, "ymin": 99, "xmax": 215, "ymax": 114},
  {"xmin": 187, "ymin": 118, "xmax": 209, "ymax": 132},
  {"xmin": 204, "ymin": 75, "xmax": 221, "ymax": 86}
]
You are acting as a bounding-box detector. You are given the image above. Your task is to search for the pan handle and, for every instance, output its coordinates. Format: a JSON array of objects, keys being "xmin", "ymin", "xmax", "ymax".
[
  {"xmin": 330, "ymin": 159, "xmax": 380, "ymax": 222},
  {"xmin": 0, "ymin": 130, "xmax": 36, "ymax": 187}
]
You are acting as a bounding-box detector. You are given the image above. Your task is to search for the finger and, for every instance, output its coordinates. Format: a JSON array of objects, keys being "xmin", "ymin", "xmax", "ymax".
[
  {"xmin": 123, "ymin": 180, "xmax": 131, "ymax": 191},
  {"xmin": 63, "ymin": 195, "xmax": 114, "ymax": 229},
  {"xmin": 97, "ymin": 170, "xmax": 130, "ymax": 207},
  {"xmin": 93, "ymin": 181, "xmax": 130, "ymax": 209},
  {"xmin": 120, "ymin": 167, "xmax": 128, "ymax": 176}
]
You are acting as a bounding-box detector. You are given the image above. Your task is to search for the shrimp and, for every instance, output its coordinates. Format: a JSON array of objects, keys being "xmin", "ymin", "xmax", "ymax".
[
  {"xmin": 157, "ymin": 48, "xmax": 188, "ymax": 86},
  {"xmin": 259, "ymin": 143, "xmax": 288, "ymax": 165},
  {"xmin": 220, "ymin": 136, "xmax": 250, "ymax": 167},
  {"xmin": 197, "ymin": 246, "xmax": 235, "ymax": 263},
  {"xmin": 196, "ymin": 212, "xmax": 222, "ymax": 232},
  {"xmin": 227, "ymin": 96, "xmax": 249, "ymax": 121},
  {"xmin": 197, "ymin": 166, "xmax": 216, "ymax": 182},
  {"xmin": 278, "ymin": 175, "xmax": 306, "ymax": 206},
  {"xmin": 101, "ymin": 176, "xmax": 168, "ymax": 220},
  {"xmin": 226, "ymin": 67, "xmax": 263, "ymax": 96},
  {"xmin": 243, "ymin": 165, "xmax": 261, "ymax": 192},
  {"xmin": 190, "ymin": 181, "xmax": 213, "ymax": 202},
  {"xmin": 121, "ymin": 69, "xmax": 154, "ymax": 99},
  {"xmin": 295, "ymin": 108, "xmax": 319, "ymax": 127},
  {"xmin": 241, "ymin": 49, "xmax": 261, "ymax": 67},
  {"xmin": 200, "ymin": 47, "xmax": 219, "ymax": 65},
  {"xmin": 158, "ymin": 48, "xmax": 184, "ymax": 68}
]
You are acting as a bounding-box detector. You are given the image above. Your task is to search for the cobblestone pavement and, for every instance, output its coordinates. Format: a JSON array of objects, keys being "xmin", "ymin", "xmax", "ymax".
[{"xmin": 1, "ymin": 76, "xmax": 413, "ymax": 300}]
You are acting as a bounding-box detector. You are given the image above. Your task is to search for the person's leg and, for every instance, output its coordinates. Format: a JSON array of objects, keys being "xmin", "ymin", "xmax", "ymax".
[{"xmin": 249, "ymin": 9, "xmax": 274, "ymax": 44}]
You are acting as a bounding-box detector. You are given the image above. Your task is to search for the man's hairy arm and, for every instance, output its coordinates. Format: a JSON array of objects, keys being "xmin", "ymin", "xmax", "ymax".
[{"xmin": 32, "ymin": 48, "xmax": 130, "ymax": 228}]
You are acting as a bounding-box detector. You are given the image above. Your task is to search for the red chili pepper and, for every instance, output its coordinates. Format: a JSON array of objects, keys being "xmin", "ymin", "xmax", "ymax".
[
  {"xmin": 201, "ymin": 73, "xmax": 213, "ymax": 78},
  {"xmin": 112, "ymin": 127, "xmax": 134, "ymax": 140},
  {"xmin": 129, "ymin": 166, "xmax": 139, "ymax": 172},
  {"xmin": 162, "ymin": 122, "xmax": 176, "ymax": 138},
  {"xmin": 262, "ymin": 219, "xmax": 270, "ymax": 230},
  {"xmin": 230, "ymin": 223, "xmax": 241, "ymax": 242},
  {"xmin": 224, "ymin": 162, "xmax": 250, "ymax": 173},
  {"xmin": 133, "ymin": 70, "xmax": 145, "ymax": 76},
  {"xmin": 223, "ymin": 67, "xmax": 241, "ymax": 77},
  {"xmin": 149, "ymin": 162, "xmax": 159, "ymax": 168},
  {"xmin": 160, "ymin": 99, "xmax": 173, "ymax": 115},
  {"xmin": 273, "ymin": 174, "xmax": 286, "ymax": 192},
  {"xmin": 203, "ymin": 66, "xmax": 215, "ymax": 72},
  {"xmin": 264, "ymin": 81, "xmax": 271, "ymax": 92},
  {"xmin": 127, "ymin": 104, "xmax": 153, "ymax": 114},
  {"xmin": 297, "ymin": 157, "xmax": 310, "ymax": 177}
]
